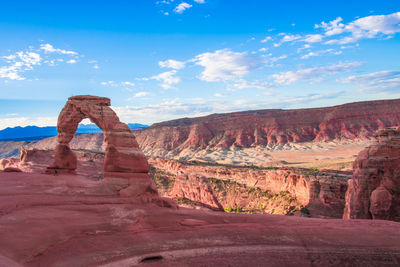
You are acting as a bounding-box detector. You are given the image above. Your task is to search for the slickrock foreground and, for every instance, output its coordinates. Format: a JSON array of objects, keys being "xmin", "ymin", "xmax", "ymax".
[
  {"xmin": 0, "ymin": 172, "xmax": 400, "ymax": 266},
  {"xmin": 344, "ymin": 127, "xmax": 400, "ymax": 221}
]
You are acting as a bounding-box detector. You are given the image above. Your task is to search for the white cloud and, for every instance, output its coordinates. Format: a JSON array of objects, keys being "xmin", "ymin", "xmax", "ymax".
[
  {"xmin": 122, "ymin": 81, "xmax": 135, "ymax": 86},
  {"xmin": 273, "ymin": 34, "xmax": 301, "ymax": 46},
  {"xmin": 297, "ymin": 44, "xmax": 312, "ymax": 53},
  {"xmin": 261, "ymin": 36, "xmax": 272, "ymax": 43},
  {"xmin": 304, "ymin": 34, "xmax": 324, "ymax": 43},
  {"xmin": 193, "ymin": 49, "xmax": 260, "ymax": 82},
  {"xmin": 230, "ymin": 79, "xmax": 274, "ymax": 90},
  {"xmin": 0, "ymin": 43, "xmax": 88, "ymax": 81},
  {"xmin": 16, "ymin": 52, "xmax": 42, "ymax": 66},
  {"xmin": 269, "ymin": 54, "xmax": 287, "ymax": 63},
  {"xmin": 174, "ymin": 2, "xmax": 192, "ymax": 13},
  {"xmin": 93, "ymin": 64, "xmax": 99, "ymax": 69},
  {"xmin": 194, "ymin": 0, "xmax": 205, "ymax": 3},
  {"xmin": 277, "ymin": 91, "xmax": 344, "ymax": 105},
  {"xmin": 156, "ymin": 0, "xmax": 175, "ymax": 4},
  {"xmin": 134, "ymin": 91, "xmax": 150, "ymax": 98},
  {"xmin": 341, "ymin": 70, "xmax": 400, "ymax": 92},
  {"xmin": 315, "ymin": 17, "xmax": 345, "ymax": 36},
  {"xmin": 272, "ymin": 61, "xmax": 361, "ymax": 85},
  {"xmin": 142, "ymin": 70, "xmax": 181, "ymax": 89},
  {"xmin": 282, "ymin": 34, "xmax": 301, "ymax": 42},
  {"xmin": 101, "ymin": 80, "xmax": 135, "ymax": 87},
  {"xmin": 317, "ymin": 12, "xmax": 400, "ymax": 44},
  {"xmin": 214, "ymin": 93, "xmax": 225, "ymax": 97},
  {"xmin": 0, "ymin": 51, "xmax": 42, "ymax": 80},
  {"xmin": 0, "ymin": 116, "xmax": 57, "ymax": 130},
  {"xmin": 0, "ymin": 65, "xmax": 25, "ymax": 80},
  {"xmin": 300, "ymin": 48, "xmax": 342, "ymax": 59},
  {"xmin": 159, "ymin": 59, "xmax": 186, "ymax": 69},
  {"xmin": 40, "ymin": 43, "xmax": 78, "ymax": 55}
]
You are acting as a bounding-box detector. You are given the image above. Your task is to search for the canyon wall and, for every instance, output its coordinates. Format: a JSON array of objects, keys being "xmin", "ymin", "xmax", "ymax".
[
  {"xmin": 135, "ymin": 99, "xmax": 400, "ymax": 156},
  {"xmin": 150, "ymin": 158, "xmax": 350, "ymax": 217}
]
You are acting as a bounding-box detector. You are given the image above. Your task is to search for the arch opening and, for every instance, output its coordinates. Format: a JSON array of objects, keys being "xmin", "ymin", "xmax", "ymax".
[{"xmin": 46, "ymin": 95, "xmax": 157, "ymax": 198}]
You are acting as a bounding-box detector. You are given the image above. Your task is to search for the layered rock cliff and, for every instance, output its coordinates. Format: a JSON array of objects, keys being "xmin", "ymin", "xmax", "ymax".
[
  {"xmin": 135, "ymin": 99, "xmax": 400, "ymax": 157},
  {"xmin": 344, "ymin": 127, "xmax": 400, "ymax": 221},
  {"xmin": 150, "ymin": 158, "xmax": 351, "ymax": 218}
]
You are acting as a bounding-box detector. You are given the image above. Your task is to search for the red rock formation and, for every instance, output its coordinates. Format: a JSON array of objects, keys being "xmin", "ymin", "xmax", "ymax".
[
  {"xmin": 150, "ymin": 158, "xmax": 350, "ymax": 217},
  {"xmin": 170, "ymin": 174, "xmax": 223, "ymax": 210},
  {"xmin": 134, "ymin": 99, "xmax": 400, "ymax": 155},
  {"xmin": 0, "ymin": 171, "xmax": 400, "ymax": 266},
  {"xmin": 46, "ymin": 95, "xmax": 157, "ymax": 199},
  {"xmin": 0, "ymin": 157, "xmax": 20, "ymax": 171},
  {"xmin": 3, "ymin": 167, "xmax": 22, "ymax": 172},
  {"xmin": 344, "ymin": 127, "xmax": 400, "ymax": 221},
  {"xmin": 0, "ymin": 147, "xmax": 106, "ymax": 180}
]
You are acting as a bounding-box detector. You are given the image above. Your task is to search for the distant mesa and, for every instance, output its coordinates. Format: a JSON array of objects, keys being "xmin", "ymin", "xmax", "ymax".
[{"xmin": 130, "ymin": 98, "xmax": 400, "ymax": 160}]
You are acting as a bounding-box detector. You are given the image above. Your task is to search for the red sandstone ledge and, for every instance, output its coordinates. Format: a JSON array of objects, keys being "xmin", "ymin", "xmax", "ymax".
[{"xmin": 0, "ymin": 172, "xmax": 399, "ymax": 266}]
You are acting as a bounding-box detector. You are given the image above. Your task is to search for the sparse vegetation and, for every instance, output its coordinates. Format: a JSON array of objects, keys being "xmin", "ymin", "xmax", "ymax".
[
  {"xmin": 149, "ymin": 164, "xmax": 309, "ymax": 217},
  {"xmin": 300, "ymin": 207, "xmax": 311, "ymax": 217},
  {"xmin": 149, "ymin": 166, "xmax": 176, "ymax": 194},
  {"xmin": 174, "ymin": 197, "xmax": 196, "ymax": 206},
  {"xmin": 207, "ymin": 176, "xmax": 303, "ymax": 216},
  {"xmin": 309, "ymin": 167, "xmax": 319, "ymax": 177}
]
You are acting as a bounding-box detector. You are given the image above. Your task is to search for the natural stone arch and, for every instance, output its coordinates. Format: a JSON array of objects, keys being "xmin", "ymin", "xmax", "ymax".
[{"xmin": 46, "ymin": 95, "xmax": 157, "ymax": 197}]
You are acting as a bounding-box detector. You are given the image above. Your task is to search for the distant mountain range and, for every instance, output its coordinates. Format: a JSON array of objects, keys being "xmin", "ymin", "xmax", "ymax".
[{"xmin": 0, "ymin": 123, "xmax": 148, "ymax": 141}]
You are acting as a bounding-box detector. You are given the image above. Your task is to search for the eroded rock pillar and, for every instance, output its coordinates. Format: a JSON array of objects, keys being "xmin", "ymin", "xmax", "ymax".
[{"xmin": 343, "ymin": 127, "xmax": 400, "ymax": 221}]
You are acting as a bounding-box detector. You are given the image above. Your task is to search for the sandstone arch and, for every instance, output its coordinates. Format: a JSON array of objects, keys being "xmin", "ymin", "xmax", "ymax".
[{"xmin": 46, "ymin": 95, "xmax": 157, "ymax": 197}]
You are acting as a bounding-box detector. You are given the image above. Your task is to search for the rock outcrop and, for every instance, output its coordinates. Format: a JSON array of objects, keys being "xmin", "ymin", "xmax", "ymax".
[
  {"xmin": 46, "ymin": 95, "xmax": 157, "ymax": 199},
  {"xmin": 344, "ymin": 127, "xmax": 400, "ymax": 221},
  {"xmin": 170, "ymin": 174, "xmax": 223, "ymax": 211}
]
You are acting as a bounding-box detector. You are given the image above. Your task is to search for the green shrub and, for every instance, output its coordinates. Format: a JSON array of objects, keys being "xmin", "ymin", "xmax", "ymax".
[
  {"xmin": 224, "ymin": 206, "xmax": 232, "ymax": 213},
  {"xmin": 300, "ymin": 207, "xmax": 311, "ymax": 217}
]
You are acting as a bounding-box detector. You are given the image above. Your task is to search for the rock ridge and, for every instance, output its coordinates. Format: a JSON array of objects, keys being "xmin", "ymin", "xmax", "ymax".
[{"xmin": 135, "ymin": 99, "xmax": 400, "ymax": 156}]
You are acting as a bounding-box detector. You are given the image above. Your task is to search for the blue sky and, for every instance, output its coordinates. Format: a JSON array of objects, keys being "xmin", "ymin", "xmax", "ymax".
[{"xmin": 0, "ymin": 0, "xmax": 399, "ymax": 129}]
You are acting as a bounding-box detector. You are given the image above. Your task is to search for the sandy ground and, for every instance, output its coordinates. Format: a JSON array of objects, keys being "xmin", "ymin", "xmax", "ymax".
[{"xmin": 161, "ymin": 139, "xmax": 372, "ymax": 171}]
